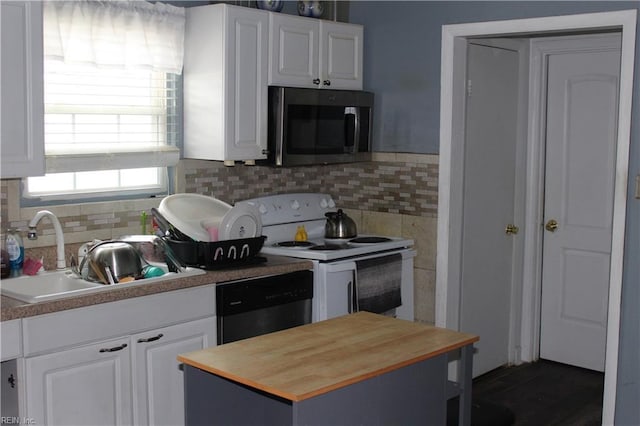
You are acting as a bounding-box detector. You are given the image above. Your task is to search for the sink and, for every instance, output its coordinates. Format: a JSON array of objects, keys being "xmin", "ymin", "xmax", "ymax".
[
  {"xmin": 1, "ymin": 271, "xmax": 101, "ymax": 303},
  {"xmin": 0, "ymin": 266, "xmax": 206, "ymax": 304}
]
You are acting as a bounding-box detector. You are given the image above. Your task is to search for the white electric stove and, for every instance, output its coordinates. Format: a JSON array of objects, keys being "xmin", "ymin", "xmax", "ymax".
[{"xmin": 235, "ymin": 193, "xmax": 415, "ymax": 322}]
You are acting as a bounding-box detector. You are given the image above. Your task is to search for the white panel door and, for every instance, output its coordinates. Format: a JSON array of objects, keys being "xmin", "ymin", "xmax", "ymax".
[
  {"xmin": 269, "ymin": 14, "xmax": 319, "ymax": 88},
  {"xmin": 25, "ymin": 338, "xmax": 132, "ymax": 426},
  {"xmin": 459, "ymin": 42, "xmax": 520, "ymax": 377},
  {"xmin": 320, "ymin": 21, "xmax": 363, "ymax": 90},
  {"xmin": 132, "ymin": 317, "xmax": 216, "ymax": 426},
  {"xmin": 226, "ymin": 7, "xmax": 269, "ymax": 160},
  {"xmin": 0, "ymin": 1, "xmax": 44, "ymax": 178},
  {"xmin": 540, "ymin": 37, "xmax": 621, "ymax": 372}
]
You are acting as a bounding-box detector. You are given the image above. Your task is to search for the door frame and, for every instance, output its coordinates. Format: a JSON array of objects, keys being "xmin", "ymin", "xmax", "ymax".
[{"xmin": 436, "ymin": 10, "xmax": 637, "ymax": 425}]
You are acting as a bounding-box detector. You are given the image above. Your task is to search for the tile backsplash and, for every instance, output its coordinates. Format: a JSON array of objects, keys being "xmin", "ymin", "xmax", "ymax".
[
  {"xmin": 0, "ymin": 152, "xmax": 439, "ymax": 323},
  {"xmin": 178, "ymin": 153, "xmax": 438, "ymax": 216}
]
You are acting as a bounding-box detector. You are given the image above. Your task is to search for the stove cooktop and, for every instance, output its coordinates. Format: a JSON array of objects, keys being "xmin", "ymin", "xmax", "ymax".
[
  {"xmin": 261, "ymin": 235, "xmax": 414, "ymax": 261},
  {"xmin": 235, "ymin": 193, "xmax": 414, "ymax": 261}
]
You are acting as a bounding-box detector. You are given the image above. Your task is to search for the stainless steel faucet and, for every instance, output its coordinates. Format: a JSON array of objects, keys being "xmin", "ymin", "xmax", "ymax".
[{"xmin": 28, "ymin": 210, "xmax": 66, "ymax": 270}]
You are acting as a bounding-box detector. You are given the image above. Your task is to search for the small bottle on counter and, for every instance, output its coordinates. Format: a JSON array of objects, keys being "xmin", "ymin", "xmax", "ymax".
[{"xmin": 6, "ymin": 229, "xmax": 24, "ymax": 277}]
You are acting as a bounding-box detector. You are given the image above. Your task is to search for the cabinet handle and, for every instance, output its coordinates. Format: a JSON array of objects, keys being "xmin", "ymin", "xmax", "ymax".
[
  {"xmin": 8, "ymin": 374, "xmax": 15, "ymax": 388},
  {"xmin": 312, "ymin": 78, "xmax": 321, "ymax": 85},
  {"xmin": 99, "ymin": 343, "xmax": 128, "ymax": 353},
  {"xmin": 137, "ymin": 333, "xmax": 164, "ymax": 343},
  {"xmin": 323, "ymin": 80, "xmax": 331, "ymax": 86},
  {"xmin": 347, "ymin": 281, "xmax": 353, "ymax": 314}
]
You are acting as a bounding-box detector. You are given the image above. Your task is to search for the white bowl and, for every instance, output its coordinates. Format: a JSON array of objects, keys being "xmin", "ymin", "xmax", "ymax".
[{"xmin": 159, "ymin": 194, "xmax": 232, "ymax": 242}]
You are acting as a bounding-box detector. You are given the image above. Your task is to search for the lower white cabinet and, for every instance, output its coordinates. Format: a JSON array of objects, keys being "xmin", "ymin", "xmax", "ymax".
[
  {"xmin": 14, "ymin": 284, "xmax": 217, "ymax": 425},
  {"xmin": 25, "ymin": 336, "xmax": 133, "ymax": 425},
  {"xmin": 132, "ymin": 317, "xmax": 216, "ymax": 426},
  {"xmin": 25, "ymin": 317, "xmax": 216, "ymax": 426}
]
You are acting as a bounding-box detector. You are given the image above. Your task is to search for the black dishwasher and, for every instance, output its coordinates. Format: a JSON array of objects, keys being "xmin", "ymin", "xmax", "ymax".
[{"xmin": 216, "ymin": 270, "xmax": 313, "ymax": 344}]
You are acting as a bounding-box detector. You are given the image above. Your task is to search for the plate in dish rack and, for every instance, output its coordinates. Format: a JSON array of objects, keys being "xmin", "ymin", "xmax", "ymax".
[{"xmin": 219, "ymin": 204, "xmax": 262, "ymax": 240}]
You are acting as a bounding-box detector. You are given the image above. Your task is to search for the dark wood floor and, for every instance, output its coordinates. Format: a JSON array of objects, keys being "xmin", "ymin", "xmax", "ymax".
[{"xmin": 466, "ymin": 360, "xmax": 605, "ymax": 426}]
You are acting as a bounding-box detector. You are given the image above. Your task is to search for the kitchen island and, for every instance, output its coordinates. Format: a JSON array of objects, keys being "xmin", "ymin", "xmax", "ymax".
[{"xmin": 178, "ymin": 311, "xmax": 479, "ymax": 426}]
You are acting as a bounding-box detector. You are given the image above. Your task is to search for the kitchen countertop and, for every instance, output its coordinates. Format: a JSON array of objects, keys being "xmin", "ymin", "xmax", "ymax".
[
  {"xmin": 178, "ymin": 311, "xmax": 479, "ymax": 402},
  {"xmin": 0, "ymin": 255, "xmax": 313, "ymax": 321}
]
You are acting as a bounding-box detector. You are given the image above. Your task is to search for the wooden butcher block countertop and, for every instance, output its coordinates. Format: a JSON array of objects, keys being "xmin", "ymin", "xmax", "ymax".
[{"xmin": 178, "ymin": 311, "xmax": 479, "ymax": 402}]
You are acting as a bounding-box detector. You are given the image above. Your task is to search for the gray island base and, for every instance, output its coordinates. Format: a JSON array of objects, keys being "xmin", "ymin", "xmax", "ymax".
[{"xmin": 179, "ymin": 312, "xmax": 478, "ymax": 426}]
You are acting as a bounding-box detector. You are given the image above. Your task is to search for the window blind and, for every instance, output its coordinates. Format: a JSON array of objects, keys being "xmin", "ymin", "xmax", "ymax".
[
  {"xmin": 43, "ymin": 61, "xmax": 180, "ymax": 173},
  {"xmin": 26, "ymin": 1, "xmax": 185, "ymax": 199}
]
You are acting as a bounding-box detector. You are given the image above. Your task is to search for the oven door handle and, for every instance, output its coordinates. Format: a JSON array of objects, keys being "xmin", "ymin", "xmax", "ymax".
[
  {"xmin": 323, "ymin": 261, "xmax": 359, "ymax": 313},
  {"xmin": 348, "ymin": 279, "xmax": 354, "ymax": 314},
  {"xmin": 322, "ymin": 261, "xmax": 358, "ymax": 314}
]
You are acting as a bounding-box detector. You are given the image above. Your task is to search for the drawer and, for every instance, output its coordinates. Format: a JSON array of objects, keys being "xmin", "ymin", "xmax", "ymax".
[{"xmin": 23, "ymin": 284, "xmax": 216, "ymax": 356}]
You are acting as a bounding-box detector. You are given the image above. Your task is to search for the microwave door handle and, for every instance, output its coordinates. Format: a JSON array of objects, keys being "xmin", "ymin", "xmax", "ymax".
[{"xmin": 344, "ymin": 107, "xmax": 358, "ymax": 153}]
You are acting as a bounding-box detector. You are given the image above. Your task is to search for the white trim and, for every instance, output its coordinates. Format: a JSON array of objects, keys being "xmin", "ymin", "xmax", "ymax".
[{"xmin": 437, "ymin": 10, "xmax": 637, "ymax": 425}]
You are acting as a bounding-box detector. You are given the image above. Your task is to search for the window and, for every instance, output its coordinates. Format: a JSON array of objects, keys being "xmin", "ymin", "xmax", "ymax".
[{"xmin": 25, "ymin": 1, "xmax": 185, "ymax": 201}]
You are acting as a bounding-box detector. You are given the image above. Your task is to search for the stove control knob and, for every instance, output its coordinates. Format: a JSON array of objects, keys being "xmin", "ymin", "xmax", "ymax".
[
  {"xmin": 291, "ymin": 200, "xmax": 300, "ymax": 210},
  {"xmin": 328, "ymin": 198, "xmax": 336, "ymax": 208},
  {"xmin": 258, "ymin": 204, "xmax": 268, "ymax": 214},
  {"xmin": 320, "ymin": 198, "xmax": 329, "ymax": 208}
]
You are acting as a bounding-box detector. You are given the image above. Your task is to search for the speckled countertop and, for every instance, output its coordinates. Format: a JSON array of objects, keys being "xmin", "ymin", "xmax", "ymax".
[{"xmin": 1, "ymin": 255, "xmax": 313, "ymax": 322}]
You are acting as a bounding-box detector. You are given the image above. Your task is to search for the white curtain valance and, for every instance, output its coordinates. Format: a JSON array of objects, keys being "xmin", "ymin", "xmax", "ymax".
[{"xmin": 43, "ymin": 0, "xmax": 186, "ymax": 74}]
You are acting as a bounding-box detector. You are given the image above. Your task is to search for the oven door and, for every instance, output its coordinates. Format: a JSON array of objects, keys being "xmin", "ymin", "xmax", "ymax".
[{"xmin": 314, "ymin": 249, "xmax": 415, "ymax": 322}]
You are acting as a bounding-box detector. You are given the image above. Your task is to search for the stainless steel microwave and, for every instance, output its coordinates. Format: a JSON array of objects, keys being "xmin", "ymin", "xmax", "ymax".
[{"xmin": 265, "ymin": 86, "xmax": 373, "ymax": 167}]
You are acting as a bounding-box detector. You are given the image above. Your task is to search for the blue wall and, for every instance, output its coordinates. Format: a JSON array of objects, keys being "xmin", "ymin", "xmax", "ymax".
[{"xmin": 349, "ymin": 1, "xmax": 639, "ymax": 424}]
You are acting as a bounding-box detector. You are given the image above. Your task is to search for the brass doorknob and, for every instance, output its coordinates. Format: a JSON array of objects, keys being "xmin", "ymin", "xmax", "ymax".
[
  {"xmin": 505, "ymin": 224, "xmax": 519, "ymax": 235},
  {"xmin": 545, "ymin": 219, "xmax": 558, "ymax": 232}
]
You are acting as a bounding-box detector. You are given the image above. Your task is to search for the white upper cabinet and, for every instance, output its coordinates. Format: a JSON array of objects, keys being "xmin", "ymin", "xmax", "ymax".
[
  {"xmin": 269, "ymin": 15, "xmax": 363, "ymax": 90},
  {"xmin": 1, "ymin": 1, "xmax": 45, "ymax": 178},
  {"xmin": 320, "ymin": 21, "xmax": 364, "ymax": 90},
  {"xmin": 269, "ymin": 14, "xmax": 319, "ymax": 88},
  {"xmin": 183, "ymin": 4, "xmax": 269, "ymax": 164}
]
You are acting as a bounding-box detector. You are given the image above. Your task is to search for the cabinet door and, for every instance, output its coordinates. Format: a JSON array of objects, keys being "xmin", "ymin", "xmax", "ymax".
[
  {"xmin": 25, "ymin": 338, "xmax": 132, "ymax": 425},
  {"xmin": 0, "ymin": 1, "xmax": 44, "ymax": 178},
  {"xmin": 269, "ymin": 13, "xmax": 320, "ymax": 88},
  {"xmin": 320, "ymin": 21, "xmax": 363, "ymax": 90},
  {"xmin": 224, "ymin": 6, "xmax": 269, "ymax": 161},
  {"xmin": 132, "ymin": 317, "xmax": 216, "ymax": 426}
]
